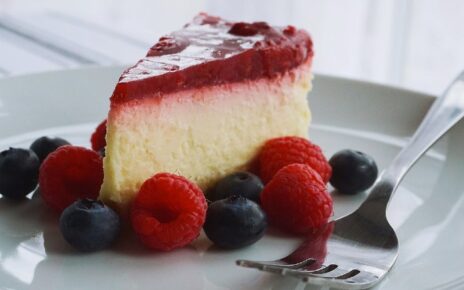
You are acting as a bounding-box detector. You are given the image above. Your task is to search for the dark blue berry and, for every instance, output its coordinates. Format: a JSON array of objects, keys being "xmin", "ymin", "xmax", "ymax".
[
  {"xmin": 203, "ymin": 196, "xmax": 267, "ymax": 249},
  {"xmin": 329, "ymin": 149, "xmax": 378, "ymax": 194},
  {"xmin": 0, "ymin": 148, "xmax": 40, "ymax": 199},
  {"xmin": 209, "ymin": 172, "xmax": 263, "ymax": 203},
  {"xmin": 59, "ymin": 199, "xmax": 120, "ymax": 252},
  {"xmin": 98, "ymin": 147, "xmax": 105, "ymax": 157},
  {"xmin": 30, "ymin": 136, "xmax": 70, "ymax": 163}
]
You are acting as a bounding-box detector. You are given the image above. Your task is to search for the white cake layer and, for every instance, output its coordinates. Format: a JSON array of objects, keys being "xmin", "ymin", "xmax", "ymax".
[{"xmin": 100, "ymin": 64, "xmax": 312, "ymax": 210}]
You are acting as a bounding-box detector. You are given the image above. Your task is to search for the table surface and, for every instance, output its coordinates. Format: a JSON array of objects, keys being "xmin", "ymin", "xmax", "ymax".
[{"xmin": 1, "ymin": 0, "xmax": 464, "ymax": 95}]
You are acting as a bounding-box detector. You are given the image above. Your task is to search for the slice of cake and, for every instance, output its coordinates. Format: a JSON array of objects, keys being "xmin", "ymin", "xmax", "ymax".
[{"xmin": 100, "ymin": 13, "xmax": 314, "ymax": 211}]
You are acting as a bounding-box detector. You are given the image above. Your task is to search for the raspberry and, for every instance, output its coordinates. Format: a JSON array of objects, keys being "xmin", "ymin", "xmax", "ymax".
[
  {"xmin": 131, "ymin": 173, "xmax": 207, "ymax": 251},
  {"xmin": 39, "ymin": 146, "xmax": 103, "ymax": 213},
  {"xmin": 90, "ymin": 119, "xmax": 107, "ymax": 152},
  {"xmin": 258, "ymin": 136, "xmax": 332, "ymax": 184},
  {"xmin": 260, "ymin": 164, "xmax": 333, "ymax": 234}
]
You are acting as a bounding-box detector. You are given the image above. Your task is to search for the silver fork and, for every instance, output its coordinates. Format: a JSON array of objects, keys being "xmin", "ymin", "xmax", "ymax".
[{"xmin": 237, "ymin": 71, "xmax": 464, "ymax": 289}]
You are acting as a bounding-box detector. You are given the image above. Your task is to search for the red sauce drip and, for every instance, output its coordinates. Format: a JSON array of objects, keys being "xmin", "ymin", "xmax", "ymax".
[{"xmin": 111, "ymin": 13, "xmax": 313, "ymax": 105}]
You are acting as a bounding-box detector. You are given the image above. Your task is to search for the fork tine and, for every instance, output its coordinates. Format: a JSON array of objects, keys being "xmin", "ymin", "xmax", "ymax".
[
  {"xmin": 238, "ymin": 260, "xmax": 343, "ymax": 278},
  {"xmin": 302, "ymin": 265, "xmax": 351, "ymax": 278},
  {"xmin": 282, "ymin": 264, "xmax": 345, "ymax": 279},
  {"xmin": 245, "ymin": 263, "xmax": 327, "ymax": 276},
  {"xmin": 260, "ymin": 260, "xmax": 322, "ymax": 275},
  {"xmin": 298, "ymin": 269, "xmax": 380, "ymax": 290},
  {"xmin": 338, "ymin": 270, "xmax": 378, "ymax": 284},
  {"xmin": 236, "ymin": 257, "xmax": 316, "ymax": 271},
  {"xmin": 241, "ymin": 261, "xmax": 380, "ymax": 289}
]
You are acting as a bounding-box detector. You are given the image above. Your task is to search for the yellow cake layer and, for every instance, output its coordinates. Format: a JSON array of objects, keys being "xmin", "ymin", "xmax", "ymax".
[{"xmin": 100, "ymin": 65, "xmax": 312, "ymax": 211}]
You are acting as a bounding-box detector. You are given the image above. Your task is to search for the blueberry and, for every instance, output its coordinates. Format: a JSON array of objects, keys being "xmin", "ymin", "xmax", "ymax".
[
  {"xmin": 98, "ymin": 147, "xmax": 105, "ymax": 157},
  {"xmin": 209, "ymin": 172, "xmax": 263, "ymax": 203},
  {"xmin": 30, "ymin": 136, "xmax": 70, "ymax": 163},
  {"xmin": 59, "ymin": 199, "xmax": 120, "ymax": 252},
  {"xmin": 204, "ymin": 196, "xmax": 267, "ymax": 249},
  {"xmin": 0, "ymin": 148, "xmax": 40, "ymax": 199},
  {"xmin": 329, "ymin": 149, "xmax": 378, "ymax": 194}
]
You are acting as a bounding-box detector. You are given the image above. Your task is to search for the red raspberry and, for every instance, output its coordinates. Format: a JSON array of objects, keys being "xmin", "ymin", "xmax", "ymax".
[
  {"xmin": 261, "ymin": 164, "xmax": 333, "ymax": 234},
  {"xmin": 258, "ymin": 136, "xmax": 332, "ymax": 184},
  {"xmin": 39, "ymin": 146, "xmax": 103, "ymax": 213},
  {"xmin": 131, "ymin": 173, "xmax": 207, "ymax": 251},
  {"xmin": 90, "ymin": 119, "xmax": 107, "ymax": 152}
]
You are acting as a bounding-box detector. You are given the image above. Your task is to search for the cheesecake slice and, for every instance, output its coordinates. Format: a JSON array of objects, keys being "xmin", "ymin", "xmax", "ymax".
[{"xmin": 100, "ymin": 13, "xmax": 314, "ymax": 211}]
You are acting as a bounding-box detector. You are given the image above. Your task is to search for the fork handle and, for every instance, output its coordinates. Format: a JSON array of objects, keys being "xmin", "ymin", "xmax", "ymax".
[{"xmin": 360, "ymin": 71, "xmax": 464, "ymax": 211}]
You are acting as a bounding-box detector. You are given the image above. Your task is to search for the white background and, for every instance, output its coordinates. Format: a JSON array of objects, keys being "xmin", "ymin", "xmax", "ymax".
[{"xmin": 1, "ymin": 0, "xmax": 464, "ymax": 95}]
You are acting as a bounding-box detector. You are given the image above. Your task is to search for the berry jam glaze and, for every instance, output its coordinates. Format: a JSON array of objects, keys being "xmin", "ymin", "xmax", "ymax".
[{"xmin": 111, "ymin": 13, "xmax": 313, "ymax": 105}]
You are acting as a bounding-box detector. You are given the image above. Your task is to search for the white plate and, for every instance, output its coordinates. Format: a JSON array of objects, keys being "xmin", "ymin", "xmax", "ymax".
[{"xmin": 0, "ymin": 67, "xmax": 463, "ymax": 290}]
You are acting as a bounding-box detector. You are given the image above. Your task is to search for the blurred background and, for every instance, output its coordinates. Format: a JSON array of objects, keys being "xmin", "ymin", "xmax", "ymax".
[{"xmin": 1, "ymin": 0, "xmax": 463, "ymax": 95}]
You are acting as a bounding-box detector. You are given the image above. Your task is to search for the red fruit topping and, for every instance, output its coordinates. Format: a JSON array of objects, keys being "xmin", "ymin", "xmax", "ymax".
[
  {"xmin": 261, "ymin": 164, "xmax": 333, "ymax": 234},
  {"xmin": 228, "ymin": 22, "xmax": 259, "ymax": 36},
  {"xmin": 90, "ymin": 119, "xmax": 107, "ymax": 152},
  {"xmin": 131, "ymin": 173, "xmax": 207, "ymax": 251},
  {"xmin": 112, "ymin": 14, "xmax": 313, "ymax": 105},
  {"xmin": 283, "ymin": 25, "xmax": 297, "ymax": 36},
  {"xmin": 39, "ymin": 146, "xmax": 103, "ymax": 213},
  {"xmin": 148, "ymin": 36, "xmax": 189, "ymax": 57},
  {"xmin": 258, "ymin": 136, "xmax": 332, "ymax": 184}
]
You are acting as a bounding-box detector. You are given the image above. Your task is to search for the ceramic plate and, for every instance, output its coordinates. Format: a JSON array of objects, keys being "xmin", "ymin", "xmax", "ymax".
[{"xmin": 0, "ymin": 67, "xmax": 463, "ymax": 290}]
